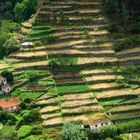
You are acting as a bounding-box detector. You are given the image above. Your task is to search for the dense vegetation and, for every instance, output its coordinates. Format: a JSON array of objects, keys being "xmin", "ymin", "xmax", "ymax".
[
  {"xmin": 0, "ymin": 0, "xmax": 37, "ymax": 59},
  {"xmin": 102, "ymin": 0, "xmax": 140, "ymax": 51}
]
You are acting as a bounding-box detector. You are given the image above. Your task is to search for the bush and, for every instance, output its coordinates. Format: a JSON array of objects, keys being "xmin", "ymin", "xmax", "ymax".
[
  {"xmin": 1, "ymin": 70, "xmax": 14, "ymax": 83},
  {"xmin": 24, "ymin": 71, "xmax": 39, "ymax": 82},
  {"xmin": 21, "ymin": 109, "xmax": 41, "ymax": 124},
  {"xmin": 0, "ymin": 110, "xmax": 17, "ymax": 125},
  {"xmin": 18, "ymin": 125, "xmax": 33, "ymax": 139},
  {"xmin": 31, "ymin": 125, "xmax": 43, "ymax": 135},
  {"xmin": 14, "ymin": 0, "xmax": 37, "ymax": 22},
  {"xmin": 0, "ymin": 30, "xmax": 11, "ymax": 58},
  {"xmin": 62, "ymin": 122, "xmax": 83, "ymax": 140},
  {"xmin": 99, "ymin": 125, "xmax": 118, "ymax": 139},
  {"xmin": 2, "ymin": 37, "xmax": 20, "ymax": 56},
  {"xmin": 0, "ymin": 126, "xmax": 18, "ymax": 140},
  {"xmin": 17, "ymin": 125, "xmax": 43, "ymax": 139}
]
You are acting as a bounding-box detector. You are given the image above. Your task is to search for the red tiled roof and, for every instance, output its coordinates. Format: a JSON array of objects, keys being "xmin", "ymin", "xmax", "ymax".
[
  {"xmin": 0, "ymin": 98, "xmax": 20, "ymax": 109},
  {"xmin": 2, "ymin": 84, "xmax": 10, "ymax": 89},
  {"xmin": 89, "ymin": 118, "xmax": 111, "ymax": 126},
  {"xmin": 0, "ymin": 76, "xmax": 5, "ymax": 81}
]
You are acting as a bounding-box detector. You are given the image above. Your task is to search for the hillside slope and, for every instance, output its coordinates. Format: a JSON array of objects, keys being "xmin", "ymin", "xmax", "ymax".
[{"xmin": 2, "ymin": 0, "xmax": 140, "ymax": 132}]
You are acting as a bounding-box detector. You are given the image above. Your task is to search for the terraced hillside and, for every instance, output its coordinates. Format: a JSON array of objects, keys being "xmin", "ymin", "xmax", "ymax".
[{"xmin": 3, "ymin": 0, "xmax": 140, "ymax": 131}]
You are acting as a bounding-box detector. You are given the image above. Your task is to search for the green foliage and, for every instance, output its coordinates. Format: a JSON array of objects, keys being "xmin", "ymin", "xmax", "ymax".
[
  {"xmin": 14, "ymin": 0, "xmax": 37, "ymax": 22},
  {"xmin": 1, "ymin": 20, "xmax": 21, "ymax": 32},
  {"xmin": 62, "ymin": 122, "xmax": 83, "ymax": 140},
  {"xmin": 0, "ymin": 20, "xmax": 21, "ymax": 58},
  {"xmin": 115, "ymin": 119, "xmax": 140, "ymax": 132},
  {"xmin": 114, "ymin": 36, "xmax": 140, "ymax": 51},
  {"xmin": 49, "ymin": 55, "xmax": 77, "ymax": 68},
  {"xmin": 24, "ymin": 71, "xmax": 39, "ymax": 82},
  {"xmin": 18, "ymin": 125, "xmax": 43, "ymax": 139},
  {"xmin": 1, "ymin": 70, "xmax": 14, "ymax": 83},
  {"xmin": 0, "ymin": 126, "xmax": 18, "ymax": 140},
  {"xmin": 2, "ymin": 38, "xmax": 20, "ymax": 56},
  {"xmin": 99, "ymin": 125, "xmax": 118, "ymax": 139},
  {"xmin": 18, "ymin": 125, "xmax": 33, "ymax": 139},
  {"xmin": 21, "ymin": 109, "xmax": 41, "ymax": 124},
  {"xmin": 0, "ymin": 110, "xmax": 17, "ymax": 125}
]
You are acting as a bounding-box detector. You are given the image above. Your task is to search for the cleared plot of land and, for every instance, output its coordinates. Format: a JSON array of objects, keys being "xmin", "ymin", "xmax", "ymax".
[
  {"xmin": 97, "ymin": 88, "xmax": 135, "ymax": 99},
  {"xmin": 109, "ymin": 104, "xmax": 140, "ymax": 113},
  {"xmin": 40, "ymin": 106, "xmax": 60, "ymax": 114}
]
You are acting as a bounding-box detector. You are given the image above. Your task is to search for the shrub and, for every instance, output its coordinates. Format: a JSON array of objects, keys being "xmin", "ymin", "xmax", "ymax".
[
  {"xmin": 2, "ymin": 37, "xmax": 20, "ymax": 56},
  {"xmin": 99, "ymin": 125, "xmax": 118, "ymax": 139},
  {"xmin": 31, "ymin": 125, "xmax": 43, "ymax": 135},
  {"xmin": 21, "ymin": 109, "xmax": 41, "ymax": 124},
  {"xmin": 0, "ymin": 110, "xmax": 17, "ymax": 125},
  {"xmin": 24, "ymin": 71, "xmax": 39, "ymax": 82},
  {"xmin": 18, "ymin": 125, "xmax": 32, "ymax": 139},
  {"xmin": 62, "ymin": 122, "xmax": 83, "ymax": 140},
  {"xmin": 1, "ymin": 70, "xmax": 14, "ymax": 83},
  {"xmin": 0, "ymin": 126, "xmax": 18, "ymax": 140},
  {"xmin": 14, "ymin": 0, "xmax": 37, "ymax": 22},
  {"xmin": 0, "ymin": 30, "xmax": 11, "ymax": 58}
]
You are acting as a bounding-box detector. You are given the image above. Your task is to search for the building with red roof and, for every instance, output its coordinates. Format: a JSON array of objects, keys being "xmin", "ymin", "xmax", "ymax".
[{"xmin": 0, "ymin": 98, "xmax": 20, "ymax": 112}]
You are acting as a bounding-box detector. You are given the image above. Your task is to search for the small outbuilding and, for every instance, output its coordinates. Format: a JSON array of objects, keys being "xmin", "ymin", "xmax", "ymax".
[
  {"xmin": 0, "ymin": 98, "xmax": 20, "ymax": 112},
  {"xmin": 89, "ymin": 118, "xmax": 112, "ymax": 130},
  {"xmin": 21, "ymin": 42, "xmax": 33, "ymax": 47},
  {"xmin": 0, "ymin": 76, "xmax": 7, "ymax": 86},
  {"xmin": 81, "ymin": 118, "xmax": 113, "ymax": 130},
  {"xmin": 1, "ymin": 84, "xmax": 11, "ymax": 94}
]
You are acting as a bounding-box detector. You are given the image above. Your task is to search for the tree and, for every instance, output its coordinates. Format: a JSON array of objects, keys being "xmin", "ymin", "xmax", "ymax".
[
  {"xmin": 99, "ymin": 125, "xmax": 118, "ymax": 139},
  {"xmin": 1, "ymin": 70, "xmax": 14, "ymax": 83},
  {"xmin": 14, "ymin": 0, "xmax": 37, "ymax": 22},
  {"xmin": 62, "ymin": 122, "xmax": 83, "ymax": 140},
  {"xmin": 2, "ymin": 38, "xmax": 20, "ymax": 56}
]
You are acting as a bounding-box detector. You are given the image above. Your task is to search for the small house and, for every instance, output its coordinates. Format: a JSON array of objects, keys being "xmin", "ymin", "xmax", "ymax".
[
  {"xmin": 0, "ymin": 76, "xmax": 7, "ymax": 86},
  {"xmin": 89, "ymin": 118, "xmax": 112, "ymax": 130},
  {"xmin": 81, "ymin": 118, "xmax": 112, "ymax": 130},
  {"xmin": 0, "ymin": 98, "xmax": 20, "ymax": 112},
  {"xmin": 21, "ymin": 42, "xmax": 33, "ymax": 47},
  {"xmin": 1, "ymin": 84, "xmax": 11, "ymax": 94}
]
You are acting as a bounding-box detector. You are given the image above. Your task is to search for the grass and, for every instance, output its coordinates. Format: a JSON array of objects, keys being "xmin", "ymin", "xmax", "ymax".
[
  {"xmin": 12, "ymin": 89, "xmax": 44, "ymax": 100},
  {"xmin": 111, "ymin": 111, "xmax": 140, "ymax": 120},
  {"xmin": 49, "ymin": 84, "xmax": 90, "ymax": 94},
  {"xmin": 115, "ymin": 66, "xmax": 140, "ymax": 88},
  {"xmin": 0, "ymin": 125, "xmax": 16, "ymax": 135},
  {"xmin": 100, "ymin": 99, "xmax": 124, "ymax": 106},
  {"xmin": 23, "ymin": 135, "xmax": 43, "ymax": 140},
  {"xmin": 115, "ymin": 118, "xmax": 140, "ymax": 132},
  {"xmin": 18, "ymin": 125, "xmax": 33, "ymax": 139},
  {"xmin": 109, "ymin": 104, "xmax": 140, "ymax": 112},
  {"xmin": 43, "ymin": 127, "xmax": 62, "ymax": 140}
]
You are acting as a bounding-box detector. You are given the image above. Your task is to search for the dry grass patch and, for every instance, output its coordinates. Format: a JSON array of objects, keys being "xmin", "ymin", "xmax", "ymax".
[
  {"xmin": 61, "ymin": 99, "xmax": 97, "ymax": 108},
  {"xmin": 63, "ymin": 92, "xmax": 94, "ymax": 100},
  {"xmin": 37, "ymin": 98, "xmax": 59, "ymax": 106},
  {"xmin": 11, "ymin": 51, "xmax": 47, "ymax": 57},
  {"xmin": 90, "ymin": 82, "xmax": 118, "ymax": 90},
  {"xmin": 14, "ymin": 61, "xmax": 48, "ymax": 69},
  {"xmin": 62, "ymin": 105, "xmax": 103, "ymax": 114},
  {"xmin": 77, "ymin": 57, "xmax": 117, "ymax": 65},
  {"xmin": 40, "ymin": 106, "xmax": 60, "ymax": 114},
  {"xmin": 97, "ymin": 88, "xmax": 135, "ymax": 99},
  {"xmin": 41, "ymin": 113, "xmax": 61, "ymax": 120},
  {"xmin": 64, "ymin": 115, "xmax": 88, "ymax": 122},
  {"xmin": 42, "ymin": 117, "xmax": 62, "ymax": 127},
  {"xmin": 109, "ymin": 104, "xmax": 140, "ymax": 113}
]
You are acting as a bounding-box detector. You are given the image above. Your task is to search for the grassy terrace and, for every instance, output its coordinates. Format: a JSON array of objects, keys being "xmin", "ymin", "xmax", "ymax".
[{"xmin": 0, "ymin": 0, "xmax": 140, "ymax": 139}]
